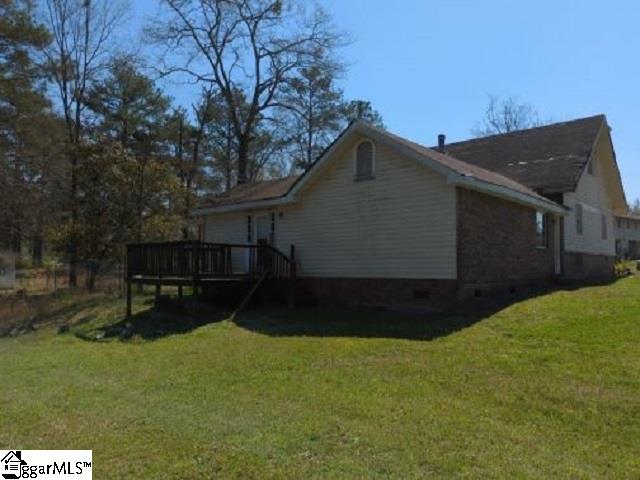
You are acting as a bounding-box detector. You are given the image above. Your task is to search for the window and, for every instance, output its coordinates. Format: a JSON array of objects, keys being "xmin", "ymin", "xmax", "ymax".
[
  {"xmin": 617, "ymin": 218, "xmax": 622, "ymax": 229},
  {"xmin": 247, "ymin": 215, "xmax": 252, "ymax": 243},
  {"xmin": 355, "ymin": 141, "xmax": 374, "ymax": 181},
  {"xmin": 601, "ymin": 214, "xmax": 607, "ymax": 240},
  {"xmin": 576, "ymin": 203, "xmax": 583, "ymax": 235},
  {"xmin": 536, "ymin": 211, "xmax": 548, "ymax": 248}
]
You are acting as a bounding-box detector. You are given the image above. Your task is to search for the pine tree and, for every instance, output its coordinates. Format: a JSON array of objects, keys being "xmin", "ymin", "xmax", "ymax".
[
  {"xmin": 341, "ymin": 100, "xmax": 385, "ymax": 129},
  {"xmin": 283, "ymin": 52, "xmax": 344, "ymax": 171},
  {"xmin": 0, "ymin": 0, "xmax": 59, "ymax": 263}
]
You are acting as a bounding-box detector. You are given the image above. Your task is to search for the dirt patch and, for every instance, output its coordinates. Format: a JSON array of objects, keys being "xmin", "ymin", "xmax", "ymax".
[{"xmin": 0, "ymin": 291, "xmax": 109, "ymax": 338}]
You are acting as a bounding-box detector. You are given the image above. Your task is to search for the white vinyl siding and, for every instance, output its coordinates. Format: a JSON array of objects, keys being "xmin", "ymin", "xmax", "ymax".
[
  {"xmin": 202, "ymin": 211, "xmax": 250, "ymax": 273},
  {"xmin": 203, "ymin": 134, "xmax": 457, "ymax": 279},
  {"xmin": 273, "ymin": 137, "xmax": 457, "ymax": 279},
  {"xmin": 575, "ymin": 203, "xmax": 583, "ymax": 235},
  {"xmin": 563, "ymin": 141, "xmax": 616, "ymax": 256}
]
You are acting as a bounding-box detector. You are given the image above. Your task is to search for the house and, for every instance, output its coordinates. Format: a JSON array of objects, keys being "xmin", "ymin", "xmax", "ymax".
[
  {"xmin": 191, "ymin": 115, "xmax": 627, "ymax": 305},
  {"xmin": 615, "ymin": 214, "xmax": 640, "ymax": 259}
]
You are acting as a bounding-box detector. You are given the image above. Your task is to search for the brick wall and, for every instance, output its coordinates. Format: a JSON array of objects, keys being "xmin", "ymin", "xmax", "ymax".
[{"xmin": 457, "ymin": 188, "xmax": 556, "ymax": 292}]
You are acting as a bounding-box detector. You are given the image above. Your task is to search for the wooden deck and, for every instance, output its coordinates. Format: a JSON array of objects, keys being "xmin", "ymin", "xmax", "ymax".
[{"xmin": 125, "ymin": 241, "xmax": 296, "ymax": 316}]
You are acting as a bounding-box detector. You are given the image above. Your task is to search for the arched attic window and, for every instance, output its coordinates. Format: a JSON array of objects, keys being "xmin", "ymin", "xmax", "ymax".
[{"xmin": 355, "ymin": 140, "xmax": 375, "ymax": 181}]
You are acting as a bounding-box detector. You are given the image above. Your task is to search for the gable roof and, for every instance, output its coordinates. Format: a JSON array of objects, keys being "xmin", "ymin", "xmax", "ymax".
[
  {"xmin": 441, "ymin": 115, "xmax": 605, "ymax": 194},
  {"xmin": 193, "ymin": 121, "xmax": 566, "ymax": 216}
]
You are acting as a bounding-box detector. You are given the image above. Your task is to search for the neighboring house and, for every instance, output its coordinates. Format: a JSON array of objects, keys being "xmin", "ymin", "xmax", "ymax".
[
  {"xmin": 192, "ymin": 115, "xmax": 627, "ymax": 305},
  {"xmin": 614, "ymin": 214, "xmax": 640, "ymax": 259}
]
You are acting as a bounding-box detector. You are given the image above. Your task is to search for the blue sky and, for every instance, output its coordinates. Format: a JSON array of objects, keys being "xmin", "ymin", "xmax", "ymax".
[{"xmin": 128, "ymin": 0, "xmax": 639, "ymax": 202}]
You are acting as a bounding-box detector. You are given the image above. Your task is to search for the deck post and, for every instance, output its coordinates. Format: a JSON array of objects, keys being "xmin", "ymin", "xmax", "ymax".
[
  {"xmin": 126, "ymin": 281, "xmax": 132, "ymax": 317},
  {"xmin": 288, "ymin": 244, "xmax": 296, "ymax": 308},
  {"xmin": 125, "ymin": 245, "xmax": 132, "ymax": 317},
  {"xmin": 178, "ymin": 285, "xmax": 183, "ymax": 298},
  {"xmin": 156, "ymin": 243, "xmax": 162, "ymax": 299},
  {"xmin": 192, "ymin": 240, "xmax": 200, "ymax": 297}
]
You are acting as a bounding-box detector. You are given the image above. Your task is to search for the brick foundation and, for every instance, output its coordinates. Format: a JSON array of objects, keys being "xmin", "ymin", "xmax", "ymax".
[
  {"xmin": 562, "ymin": 251, "xmax": 615, "ymax": 279},
  {"xmin": 457, "ymin": 188, "xmax": 556, "ymax": 294},
  {"xmin": 299, "ymin": 277, "xmax": 459, "ymax": 308}
]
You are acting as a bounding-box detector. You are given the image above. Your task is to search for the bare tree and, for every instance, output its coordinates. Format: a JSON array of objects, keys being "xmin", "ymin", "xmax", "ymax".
[
  {"xmin": 473, "ymin": 95, "xmax": 546, "ymax": 137},
  {"xmin": 149, "ymin": 0, "xmax": 340, "ymax": 185},
  {"xmin": 42, "ymin": 0, "xmax": 126, "ymax": 286},
  {"xmin": 182, "ymin": 87, "xmax": 219, "ymax": 236}
]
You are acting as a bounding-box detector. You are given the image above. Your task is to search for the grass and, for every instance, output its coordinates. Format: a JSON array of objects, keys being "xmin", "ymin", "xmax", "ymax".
[{"xmin": 1, "ymin": 279, "xmax": 640, "ymax": 478}]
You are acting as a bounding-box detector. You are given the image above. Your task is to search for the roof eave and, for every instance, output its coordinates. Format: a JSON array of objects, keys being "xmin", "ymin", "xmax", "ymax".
[
  {"xmin": 449, "ymin": 174, "xmax": 567, "ymax": 215},
  {"xmin": 191, "ymin": 195, "xmax": 296, "ymax": 216}
]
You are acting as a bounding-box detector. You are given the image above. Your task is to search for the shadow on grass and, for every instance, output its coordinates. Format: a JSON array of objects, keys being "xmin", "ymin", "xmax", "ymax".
[
  {"xmin": 233, "ymin": 279, "xmax": 620, "ymax": 341},
  {"xmin": 71, "ymin": 278, "xmax": 621, "ymax": 343},
  {"xmin": 233, "ymin": 307, "xmax": 482, "ymax": 341},
  {"xmin": 75, "ymin": 297, "xmax": 231, "ymax": 342}
]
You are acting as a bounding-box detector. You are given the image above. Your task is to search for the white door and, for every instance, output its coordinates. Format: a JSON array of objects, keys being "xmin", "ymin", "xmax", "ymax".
[
  {"xmin": 255, "ymin": 215, "xmax": 272, "ymax": 273},
  {"xmin": 256, "ymin": 215, "xmax": 271, "ymax": 246}
]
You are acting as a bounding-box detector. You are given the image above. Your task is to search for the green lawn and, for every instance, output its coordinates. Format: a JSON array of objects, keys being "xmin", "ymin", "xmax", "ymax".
[{"xmin": 1, "ymin": 278, "xmax": 639, "ymax": 478}]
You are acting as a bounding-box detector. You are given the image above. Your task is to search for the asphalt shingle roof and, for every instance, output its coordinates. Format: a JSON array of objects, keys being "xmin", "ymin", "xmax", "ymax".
[
  {"xmin": 440, "ymin": 115, "xmax": 605, "ymax": 194},
  {"xmin": 202, "ymin": 176, "xmax": 300, "ymax": 207}
]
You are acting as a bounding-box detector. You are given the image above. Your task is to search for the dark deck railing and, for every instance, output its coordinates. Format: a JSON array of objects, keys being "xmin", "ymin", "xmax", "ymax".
[
  {"xmin": 126, "ymin": 241, "xmax": 295, "ymax": 282},
  {"xmin": 125, "ymin": 240, "xmax": 297, "ymax": 316}
]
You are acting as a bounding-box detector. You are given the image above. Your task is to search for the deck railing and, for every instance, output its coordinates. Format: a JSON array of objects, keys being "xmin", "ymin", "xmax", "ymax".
[{"xmin": 126, "ymin": 241, "xmax": 295, "ymax": 281}]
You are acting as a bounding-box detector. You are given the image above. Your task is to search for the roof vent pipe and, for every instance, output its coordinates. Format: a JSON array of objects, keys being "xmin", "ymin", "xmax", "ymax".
[{"xmin": 437, "ymin": 134, "xmax": 446, "ymax": 152}]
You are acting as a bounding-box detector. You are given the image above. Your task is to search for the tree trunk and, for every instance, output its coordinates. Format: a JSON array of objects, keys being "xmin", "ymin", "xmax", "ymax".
[
  {"xmin": 10, "ymin": 222, "xmax": 21, "ymax": 257},
  {"xmin": 85, "ymin": 261, "xmax": 97, "ymax": 291},
  {"xmin": 135, "ymin": 158, "xmax": 147, "ymax": 293},
  {"xmin": 237, "ymin": 136, "xmax": 249, "ymax": 185},
  {"xmin": 306, "ymin": 117, "xmax": 313, "ymax": 171},
  {"xmin": 68, "ymin": 151, "xmax": 78, "ymax": 288},
  {"xmin": 225, "ymin": 120, "xmax": 233, "ymax": 191},
  {"xmin": 32, "ymin": 234, "xmax": 43, "ymax": 267}
]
